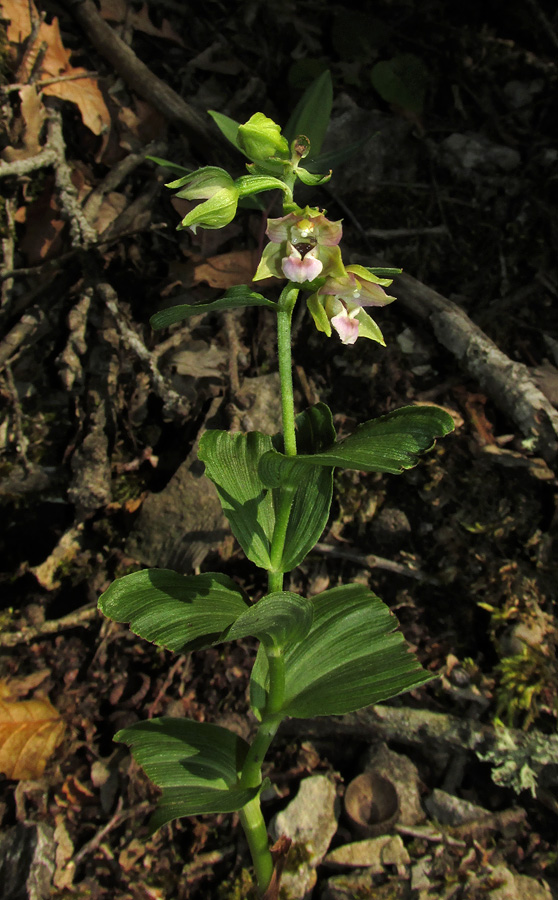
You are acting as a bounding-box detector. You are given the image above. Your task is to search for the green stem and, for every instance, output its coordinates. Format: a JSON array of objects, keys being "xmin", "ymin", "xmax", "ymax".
[
  {"xmin": 276, "ymin": 283, "xmax": 298, "ymax": 458},
  {"xmin": 239, "ymin": 796, "xmax": 274, "ymax": 894}
]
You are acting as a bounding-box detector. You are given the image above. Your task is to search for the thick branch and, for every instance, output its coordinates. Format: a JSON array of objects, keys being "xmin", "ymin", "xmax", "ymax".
[{"xmin": 393, "ymin": 272, "xmax": 558, "ymax": 463}]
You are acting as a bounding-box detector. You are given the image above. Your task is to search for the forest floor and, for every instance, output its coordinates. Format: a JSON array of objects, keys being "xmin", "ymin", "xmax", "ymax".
[{"xmin": 1, "ymin": 1, "xmax": 558, "ymax": 898}]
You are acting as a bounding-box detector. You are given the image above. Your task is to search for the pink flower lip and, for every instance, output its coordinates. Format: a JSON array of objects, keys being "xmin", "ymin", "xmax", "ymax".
[{"xmin": 281, "ymin": 244, "xmax": 324, "ymax": 282}]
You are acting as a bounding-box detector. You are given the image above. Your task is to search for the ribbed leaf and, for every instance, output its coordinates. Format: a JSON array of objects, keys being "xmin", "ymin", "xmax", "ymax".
[
  {"xmin": 207, "ymin": 110, "xmax": 242, "ymax": 151},
  {"xmin": 250, "ymin": 584, "xmax": 432, "ymax": 719},
  {"xmin": 259, "ymin": 405, "xmax": 454, "ymax": 487},
  {"xmin": 199, "ymin": 405, "xmax": 336, "ymax": 573},
  {"xmin": 150, "ymin": 286, "xmax": 275, "ymax": 330},
  {"xmin": 116, "ymin": 718, "xmax": 258, "ymax": 827},
  {"xmin": 98, "ymin": 570, "xmax": 248, "ymax": 653},
  {"xmin": 284, "ymin": 70, "xmax": 333, "ymax": 156},
  {"xmin": 225, "ymin": 591, "xmax": 313, "ymax": 648}
]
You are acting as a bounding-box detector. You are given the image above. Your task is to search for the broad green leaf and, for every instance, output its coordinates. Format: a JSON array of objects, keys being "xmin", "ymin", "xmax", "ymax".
[
  {"xmin": 116, "ymin": 718, "xmax": 259, "ymax": 827},
  {"xmin": 199, "ymin": 405, "xmax": 336, "ymax": 573},
  {"xmin": 98, "ymin": 569, "xmax": 248, "ymax": 653},
  {"xmin": 370, "ymin": 54, "xmax": 428, "ymax": 115},
  {"xmin": 207, "ymin": 110, "xmax": 242, "ymax": 151},
  {"xmin": 284, "ymin": 70, "xmax": 333, "ymax": 156},
  {"xmin": 226, "ymin": 591, "xmax": 313, "ymax": 648},
  {"xmin": 146, "ymin": 156, "xmax": 191, "ymax": 176},
  {"xmin": 150, "ymin": 287, "xmax": 276, "ymax": 330},
  {"xmin": 259, "ymin": 406, "xmax": 454, "ymax": 487},
  {"xmin": 295, "ymin": 166, "xmax": 332, "ymax": 187},
  {"xmin": 251, "ymin": 584, "xmax": 432, "ymax": 719},
  {"xmin": 199, "ymin": 430, "xmax": 276, "ymax": 570}
]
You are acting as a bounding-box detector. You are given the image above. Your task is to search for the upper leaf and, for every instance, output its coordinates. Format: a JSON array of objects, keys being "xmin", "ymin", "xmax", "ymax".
[
  {"xmin": 150, "ymin": 286, "xmax": 276, "ymax": 330},
  {"xmin": 98, "ymin": 569, "xmax": 248, "ymax": 653},
  {"xmin": 116, "ymin": 718, "xmax": 259, "ymax": 827},
  {"xmin": 259, "ymin": 405, "xmax": 455, "ymax": 487},
  {"xmin": 225, "ymin": 591, "xmax": 313, "ymax": 648},
  {"xmin": 284, "ymin": 70, "xmax": 333, "ymax": 157},
  {"xmin": 199, "ymin": 405, "xmax": 337, "ymax": 574},
  {"xmin": 250, "ymin": 583, "xmax": 433, "ymax": 719},
  {"xmin": 207, "ymin": 110, "xmax": 243, "ymax": 151}
]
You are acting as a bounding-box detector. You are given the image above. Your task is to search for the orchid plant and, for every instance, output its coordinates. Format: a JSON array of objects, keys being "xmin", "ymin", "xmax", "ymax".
[{"xmin": 99, "ymin": 74, "xmax": 454, "ymax": 898}]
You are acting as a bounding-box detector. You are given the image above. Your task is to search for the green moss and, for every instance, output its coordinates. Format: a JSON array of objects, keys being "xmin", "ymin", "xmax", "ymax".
[
  {"xmin": 495, "ymin": 645, "xmax": 558, "ymax": 729},
  {"xmin": 217, "ymin": 868, "xmax": 257, "ymax": 900}
]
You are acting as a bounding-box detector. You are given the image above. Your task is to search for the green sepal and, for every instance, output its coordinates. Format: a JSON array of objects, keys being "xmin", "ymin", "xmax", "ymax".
[
  {"xmin": 250, "ymin": 583, "xmax": 433, "ymax": 719},
  {"xmin": 295, "ymin": 166, "xmax": 332, "ymax": 186},
  {"xmin": 116, "ymin": 718, "xmax": 259, "ymax": 827},
  {"xmin": 365, "ymin": 266, "xmax": 403, "ymax": 279},
  {"xmin": 150, "ymin": 286, "xmax": 276, "ymax": 330},
  {"xmin": 98, "ymin": 569, "xmax": 249, "ymax": 653},
  {"xmin": 235, "ymin": 174, "xmax": 290, "ymax": 198},
  {"xmin": 225, "ymin": 591, "xmax": 313, "ymax": 649},
  {"xmin": 259, "ymin": 405, "xmax": 455, "ymax": 487}
]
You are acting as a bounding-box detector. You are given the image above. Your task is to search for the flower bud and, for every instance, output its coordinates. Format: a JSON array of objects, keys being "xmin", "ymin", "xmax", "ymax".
[
  {"xmin": 167, "ymin": 167, "xmax": 239, "ymax": 233},
  {"xmin": 237, "ymin": 113, "xmax": 290, "ymax": 162}
]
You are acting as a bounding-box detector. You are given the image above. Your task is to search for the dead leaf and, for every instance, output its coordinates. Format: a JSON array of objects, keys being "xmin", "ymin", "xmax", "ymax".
[
  {"xmin": 100, "ymin": 0, "xmax": 185, "ymax": 46},
  {"xmin": 0, "ymin": 691, "xmax": 65, "ymax": 780},
  {"xmin": 93, "ymin": 191, "xmax": 128, "ymax": 235},
  {"xmin": 193, "ymin": 250, "xmax": 261, "ymax": 289},
  {"xmin": 15, "ymin": 181, "xmax": 66, "ymax": 263},
  {"xmin": 1, "ymin": 0, "xmax": 111, "ymax": 138},
  {"xmin": 1, "ymin": 85, "xmax": 47, "ymax": 161},
  {"xmin": 0, "ymin": 671, "xmax": 51, "ymax": 700}
]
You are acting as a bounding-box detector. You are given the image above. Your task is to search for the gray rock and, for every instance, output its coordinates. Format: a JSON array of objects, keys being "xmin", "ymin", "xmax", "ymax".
[
  {"xmin": 441, "ymin": 133, "xmax": 521, "ymax": 174},
  {"xmin": 424, "ymin": 788, "xmax": 489, "ymax": 826},
  {"xmin": 270, "ymin": 775, "xmax": 339, "ymax": 900},
  {"xmin": 324, "ymin": 834, "xmax": 409, "ymax": 875}
]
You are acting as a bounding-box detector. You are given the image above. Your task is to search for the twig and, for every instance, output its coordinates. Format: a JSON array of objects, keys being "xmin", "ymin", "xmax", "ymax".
[
  {"xmin": 47, "ymin": 111, "xmax": 98, "ymax": 246},
  {"xmin": 366, "ymin": 226, "xmax": 448, "ymax": 240},
  {"xmin": 4, "ymin": 364, "xmax": 30, "ymax": 468},
  {"xmin": 83, "ymin": 139, "xmax": 167, "ymax": 223},
  {"xmin": 0, "ymin": 604, "xmax": 98, "ymax": 648},
  {"xmin": 1, "ymin": 197, "xmax": 16, "ymax": 305},
  {"xmin": 391, "ymin": 271, "xmax": 558, "ymax": 463},
  {"xmin": 1, "ymin": 71, "xmax": 99, "ymax": 93},
  {"xmin": 223, "ymin": 311, "xmax": 241, "ymax": 395},
  {"xmin": 61, "ymin": 0, "xmax": 216, "ymax": 152},
  {"xmin": 0, "ymin": 146, "xmax": 58, "ymax": 179},
  {"xmin": 98, "ymin": 281, "xmax": 190, "ymax": 417},
  {"xmin": 72, "ymin": 799, "xmax": 153, "ymax": 866},
  {"xmin": 0, "ymin": 306, "xmax": 46, "ymax": 372},
  {"xmin": 314, "ymin": 541, "xmax": 440, "ymax": 584}
]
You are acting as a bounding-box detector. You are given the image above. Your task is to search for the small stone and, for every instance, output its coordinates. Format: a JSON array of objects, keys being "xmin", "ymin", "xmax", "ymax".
[
  {"xmin": 424, "ymin": 788, "xmax": 488, "ymax": 826},
  {"xmin": 324, "ymin": 834, "xmax": 409, "ymax": 875},
  {"xmin": 270, "ymin": 775, "xmax": 338, "ymax": 899}
]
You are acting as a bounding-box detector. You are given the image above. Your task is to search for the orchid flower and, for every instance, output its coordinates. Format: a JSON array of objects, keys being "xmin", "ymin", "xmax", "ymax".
[
  {"xmin": 307, "ymin": 265, "xmax": 396, "ymax": 344},
  {"xmin": 253, "ymin": 207, "xmax": 345, "ymax": 284}
]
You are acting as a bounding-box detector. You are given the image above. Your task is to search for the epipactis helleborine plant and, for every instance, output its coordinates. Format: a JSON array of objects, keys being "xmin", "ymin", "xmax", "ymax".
[{"xmin": 99, "ymin": 87, "xmax": 454, "ymax": 898}]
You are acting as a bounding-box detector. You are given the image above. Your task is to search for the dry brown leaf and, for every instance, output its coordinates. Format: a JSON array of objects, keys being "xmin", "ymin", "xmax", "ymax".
[
  {"xmin": 15, "ymin": 181, "xmax": 65, "ymax": 264},
  {"xmin": 193, "ymin": 250, "xmax": 261, "ymax": 289},
  {"xmin": 1, "ymin": 0, "xmax": 111, "ymax": 138},
  {"xmin": 100, "ymin": 0, "xmax": 185, "ymax": 45},
  {"xmin": 93, "ymin": 191, "xmax": 128, "ymax": 234},
  {"xmin": 2, "ymin": 85, "xmax": 47, "ymax": 161},
  {"xmin": 0, "ymin": 691, "xmax": 65, "ymax": 780}
]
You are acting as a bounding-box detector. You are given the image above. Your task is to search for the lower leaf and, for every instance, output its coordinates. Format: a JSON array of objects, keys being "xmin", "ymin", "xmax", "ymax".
[{"xmin": 116, "ymin": 718, "xmax": 260, "ymax": 827}]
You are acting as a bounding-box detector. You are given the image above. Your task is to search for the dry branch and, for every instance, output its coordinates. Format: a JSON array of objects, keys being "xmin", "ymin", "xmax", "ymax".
[
  {"xmin": 280, "ymin": 704, "xmax": 558, "ymax": 795},
  {"xmin": 392, "ymin": 272, "xmax": 558, "ymax": 463},
  {"xmin": 61, "ymin": 0, "xmax": 216, "ymax": 152}
]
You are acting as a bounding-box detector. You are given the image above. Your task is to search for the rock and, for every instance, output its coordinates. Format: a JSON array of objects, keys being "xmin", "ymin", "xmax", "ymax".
[
  {"xmin": 488, "ymin": 865, "xmax": 553, "ymax": 900},
  {"xmin": 324, "ymin": 834, "xmax": 409, "ymax": 875},
  {"xmin": 424, "ymin": 788, "xmax": 489, "ymax": 826},
  {"xmin": 362, "ymin": 743, "xmax": 426, "ymax": 826},
  {"xmin": 0, "ymin": 823, "xmax": 55, "ymax": 900},
  {"xmin": 441, "ymin": 133, "xmax": 521, "ymax": 175},
  {"xmin": 270, "ymin": 775, "xmax": 338, "ymax": 900},
  {"xmin": 320, "ymin": 869, "xmax": 375, "ymax": 900}
]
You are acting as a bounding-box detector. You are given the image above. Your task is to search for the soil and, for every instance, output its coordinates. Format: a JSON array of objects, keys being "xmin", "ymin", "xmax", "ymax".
[{"xmin": 0, "ymin": 1, "xmax": 557, "ymax": 898}]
